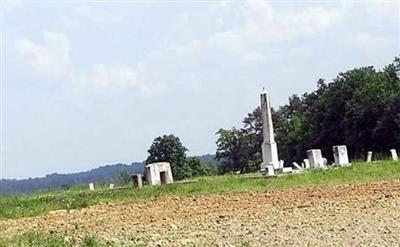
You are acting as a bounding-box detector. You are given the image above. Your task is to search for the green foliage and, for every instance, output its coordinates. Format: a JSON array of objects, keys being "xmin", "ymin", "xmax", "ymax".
[
  {"xmin": 117, "ymin": 170, "xmax": 132, "ymax": 186},
  {"xmin": 146, "ymin": 134, "xmax": 191, "ymax": 180},
  {"xmin": 1, "ymin": 161, "xmax": 399, "ymax": 221},
  {"xmin": 186, "ymin": 157, "xmax": 210, "ymax": 177},
  {"xmin": 292, "ymin": 57, "xmax": 400, "ymax": 160},
  {"xmin": 217, "ymin": 56, "xmax": 400, "ymax": 171},
  {"xmin": 215, "ymin": 128, "xmax": 259, "ymax": 174},
  {"xmin": 0, "ymin": 231, "xmax": 128, "ymax": 247}
]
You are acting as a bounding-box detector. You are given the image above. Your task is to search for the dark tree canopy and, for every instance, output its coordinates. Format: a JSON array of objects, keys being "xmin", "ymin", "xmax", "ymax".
[{"xmin": 216, "ymin": 56, "xmax": 400, "ymax": 173}]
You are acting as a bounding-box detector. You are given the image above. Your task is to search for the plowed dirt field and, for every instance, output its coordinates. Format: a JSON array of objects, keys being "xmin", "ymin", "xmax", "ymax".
[{"xmin": 1, "ymin": 180, "xmax": 400, "ymax": 246}]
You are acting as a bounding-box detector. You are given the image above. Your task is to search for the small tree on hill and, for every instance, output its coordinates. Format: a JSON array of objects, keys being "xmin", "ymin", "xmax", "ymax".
[
  {"xmin": 187, "ymin": 157, "xmax": 210, "ymax": 177},
  {"xmin": 146, "ymin": 134, "xmax": 191, "ymax": 180},
  {"xmin": 117, "ymin": 170, "xmax": 132, "ymax": 186}
]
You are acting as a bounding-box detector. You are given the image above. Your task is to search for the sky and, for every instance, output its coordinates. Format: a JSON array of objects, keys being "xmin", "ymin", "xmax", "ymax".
[{"xmin": 1, "ymin": 0, "xmax": 399, "ymax": 179}]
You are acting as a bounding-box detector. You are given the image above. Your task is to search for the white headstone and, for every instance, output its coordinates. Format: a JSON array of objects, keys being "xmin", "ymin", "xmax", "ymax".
[
  {"xmin": 366, "ymin": 151, "xmax": 373, "ymax": 163},
  {"xmin": 109, "ymin": 183, "xmax": 114, "ymax": 189},
  {"xmin": 333, "ymin": 145, "xmax": 350, "ymax": 166},
  {"xmin": 279, "ymin": 160, "xmax": 284, "ymax": 169},
  {"xmin": 390, "ymin": 149, "xmax": 398, "ymax": 161},
  {"xmin": 303, "ymin": 159, "xmax": 310, "ymax": 169},
  {"xmin": 89, "ymin": 183, "xmax": 94, "ymax": 191},
  {"xmin": 260, "ymin": 89, "xmax": 280, "ymax": 171},
  {"xmin": 307, "ymin": 149, "xmax": 324, "ymax": 168}
]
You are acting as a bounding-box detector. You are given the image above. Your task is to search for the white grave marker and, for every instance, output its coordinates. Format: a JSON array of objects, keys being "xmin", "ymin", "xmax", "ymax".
[
  {"xmin": 303, "ymin": 159, "xmax": 310, "ymax": 169},
  {"xmin": 307, "ymin": 149, "xmax": 324, "ymax": 168},
  {"xmin": 390, "ymin": 149, "xmax": 398, "ymax": 161},
  {"xmin": 333, "ymin": 145, "xmax": 350, "ymax": 166},
  {"xmin": 366, "ymin": 151, "xmax": 373, "ymax": 163}
]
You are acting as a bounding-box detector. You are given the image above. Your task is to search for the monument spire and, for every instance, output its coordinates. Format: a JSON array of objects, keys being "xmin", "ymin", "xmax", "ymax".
[{"xmin": 260, "ymin": 88, "xmax": 280, "ymax": 171}]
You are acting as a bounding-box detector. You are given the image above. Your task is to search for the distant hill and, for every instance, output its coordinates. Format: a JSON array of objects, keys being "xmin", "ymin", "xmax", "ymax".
[
  {"xmin": 196, "ymin": 154, "xmax": 216, "ymax": 163},
  {"xmin": 0, "ymin": 154, "xmax": 216, "ymax": 196},
  {"xmin": 0, "ymin": 162, "xmax": 145, "ymax": 196}
]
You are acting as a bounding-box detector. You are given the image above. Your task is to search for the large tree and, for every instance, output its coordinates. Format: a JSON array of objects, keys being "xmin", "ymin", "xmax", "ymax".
[
  {"xmin": 215, "ymin": 128, "xmax": 258, "ymax": 173},
  {"xmin": 186, "ymin": 157, "xmax": 211, "ymax": 177},
  {"xmin": 146, "ymin": 135, "xmax": 191, "ymax": 180}
]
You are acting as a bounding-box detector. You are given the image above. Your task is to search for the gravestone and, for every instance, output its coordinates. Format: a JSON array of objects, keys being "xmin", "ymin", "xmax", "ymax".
[
  {"xmin": 307, "ymin": 149, "xmax": 324, "ymax": 168},
  {"xmin": 303, "ymin": 159, "xmax": 310, "ymax": 169},
  {"xmin": 266, "ymin": 164, "xmax": 275, "ymax": 177},
  {"xmin": 282, "ymin": 167, "xmax": 293, "ymax": 173},
  {"xmin": 292, "ymin": 162, "xmax": 302, "ymax": 170},
  {"xmin": 322, "ymin": 158, "xmax": 328, "ymax": 167},
  {"xmin": 109, "ymin": 183, "xmax": 114, "ymax": 189},
  {"xmin": 260, "ymin": 89, "xmax": 280, "ymax": 171},
  {"xmin": 89, "ymin": 183, "xmax": 94, "ymax": 191},
  {"xmin": 366, "ymin": 151, "xmax": 373, "ymax": 163},
  {"xmin": 132, "ymin": 174, "xmax": 144, "ymax": 188},
  {"xmin": 390, "ymin": 149, "xmax": 398, "ymax": 161},
  {"xmin": 145, "ymin": 162, "xmax": 174, "ymax": 185},
  {"xmin": 333, "ymin": 145, "xmax": 350, "ymax": 166},
  {"xmin": 279, "ymin": 160, "xmax": 284, "ymax": 169}
]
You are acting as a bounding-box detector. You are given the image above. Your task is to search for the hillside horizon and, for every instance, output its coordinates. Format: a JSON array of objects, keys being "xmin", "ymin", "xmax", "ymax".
[{"xmin": 0, "ymin": 154, "xmax": 215, "ymax": 196}]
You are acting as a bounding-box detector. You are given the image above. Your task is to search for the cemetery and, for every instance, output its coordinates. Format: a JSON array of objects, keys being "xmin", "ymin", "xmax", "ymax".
[
  {"xmin": 1, "ymin": 88, "xmax": 399, "ymax": 247},
  {"xmin": 2, "ymin": 1, "xmax": 399, "ymax": 246}
]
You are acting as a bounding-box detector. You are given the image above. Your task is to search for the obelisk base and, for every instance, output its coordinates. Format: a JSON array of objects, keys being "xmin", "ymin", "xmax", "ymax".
[{"xmin": 260, "ymin": 142, "xmax": 280, "ymax": 171}]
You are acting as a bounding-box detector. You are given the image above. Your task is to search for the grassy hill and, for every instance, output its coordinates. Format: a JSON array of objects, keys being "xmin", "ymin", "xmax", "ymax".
[{"xmin": 1, "ymin": 160, "xmax": 399, "ymax": 221}]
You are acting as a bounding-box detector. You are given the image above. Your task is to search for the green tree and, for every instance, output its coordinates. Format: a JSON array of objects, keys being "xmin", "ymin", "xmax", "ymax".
[
  {"xmin": 215, "ymin": 128, "xmax": 258, "ymax": 173},
  {"xmin": 187, "ymin": 157, "xmax": 210, "ymax": 177},
  {"xmin": 117, "ymin": 170, "xmax": 131, "ymax": 186},
  {"xmin": 216, "ymin": 56, "xmax": 400, "ymax": 167},
  {"xmin": 146, "ymin": 135, "xmax": 191, "ymax": 180}
]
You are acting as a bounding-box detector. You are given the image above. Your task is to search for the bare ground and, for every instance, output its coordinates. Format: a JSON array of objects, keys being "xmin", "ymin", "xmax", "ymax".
[{"xmin": 1, "ymin": 180, "xmax": 400, "ymax": 247}]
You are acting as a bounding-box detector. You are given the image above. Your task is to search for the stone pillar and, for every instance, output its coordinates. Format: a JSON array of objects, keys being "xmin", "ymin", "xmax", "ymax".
[
  {"xmin": 132, "ymin": 174, "xmax": 143, "ymax": 188},
  {"xmin": 260, "ymin": 89, "xmax": 279, "ymax": 171},
  {"xmin": 390, "ymin": 149, "xmax": 398, "ymax": 161},
  {"xmin": 307, "ymin": 149, "xmax": 324, "ymax": 168},
  {"xmin": 89, "ymin": 183, "xmax": 94, "ymax": 191},
  {"xmin": 366, "ymin": 151, "xmax": 373, "ymax": 163},
  {"xmin": 333, "ymin": 145, "xmax": 350, "ymax": 166}
]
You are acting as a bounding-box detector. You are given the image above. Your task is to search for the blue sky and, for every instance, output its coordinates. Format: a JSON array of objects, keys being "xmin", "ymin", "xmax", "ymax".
[{"xmin": 2, "ymin": 1, "xmax": 399, "ymax": 179}]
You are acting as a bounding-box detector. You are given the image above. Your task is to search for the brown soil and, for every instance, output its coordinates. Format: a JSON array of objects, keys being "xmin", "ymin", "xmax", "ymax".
[{"xmin": 1, "ymin": 181, "xmax": 400, "ymax": 246}]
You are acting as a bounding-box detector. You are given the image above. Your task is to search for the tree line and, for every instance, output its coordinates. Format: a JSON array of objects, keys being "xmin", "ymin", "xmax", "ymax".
[
  {"xmin": 147, "ymin": 56, "xmax": 400, "ymax": 179},
  {"xmin": 216, "ymin": 56, "xmax": 400, "ymax": 173}
]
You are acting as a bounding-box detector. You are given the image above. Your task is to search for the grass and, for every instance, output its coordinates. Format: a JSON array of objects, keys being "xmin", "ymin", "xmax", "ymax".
[
  {"xmin": 1, "ymin": 160, "xmax": 399, "ymax": 221},
  {"xmin": 0, "ymin": 231, "xmax": 143, "ymax": 247}
]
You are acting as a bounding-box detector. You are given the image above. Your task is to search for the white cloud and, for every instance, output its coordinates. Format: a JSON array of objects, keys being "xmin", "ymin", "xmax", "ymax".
[
  {"xmin": 59, "ymin": 5, "xmax": 123, "ymax": 30},
  {"xmin": 14, "ymin": 2, "xmax": 397, "ymax": 96},
  {"xmin": 73, "ymin": 64, "xmax": 150, "ymax": 94},
  {"xmin": 354, "ymin": 32, "xmax": 389, "ymax": 52},
  {"xmin": 122, "ymin": 2, "xmax": 342, "ymax": 83},
  {"xmin": 10, "ymin": 3, "xmax": 357, "ymax": 94},
  {"xmin": 15, "ymin": 31, "xmax": 150, "ymax": 94},
  {"xmin": 16, "ymin": 31, "xmax": 72, "ymax": 77}
]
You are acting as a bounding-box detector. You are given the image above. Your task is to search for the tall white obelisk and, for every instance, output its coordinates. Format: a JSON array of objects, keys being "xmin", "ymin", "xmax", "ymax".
[{"xmin": 260, "ymin": 88, "xmax": 280, "ymax": 171}]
